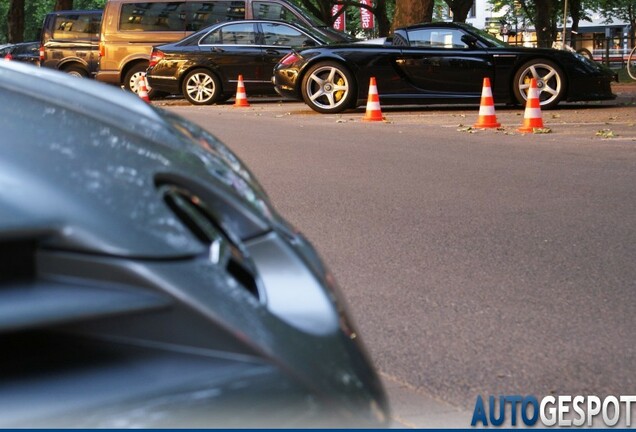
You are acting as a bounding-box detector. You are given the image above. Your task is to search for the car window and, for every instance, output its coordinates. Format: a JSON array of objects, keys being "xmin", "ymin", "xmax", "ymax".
[
  {"xmin": 407, "ymin": 28, "xmax": 468, "ymax": 49},
  {"xmin": 253, "ymin": 1, "xmax": 302, "ymax": 26},
  {"xmin": 52, "ymin": 14, "xmax": 97, "ymax": 39},
  {"xmin": 261, "ymin": 23, "xmax": 307, "ymax": 47},
  {"xmin": 119, "ymin": 2, "xmax": 188, "ymax": 31},
  {"xmin": 15, "ymin": 43, "xmax": 39, "ymax": 55},
  {"xmin": 185, "ymin": 1, "xmax": 245, "ymax": 31},
  {"xmin": 200, "ymin": 22, "xmax": 257, "ymax": 45}
]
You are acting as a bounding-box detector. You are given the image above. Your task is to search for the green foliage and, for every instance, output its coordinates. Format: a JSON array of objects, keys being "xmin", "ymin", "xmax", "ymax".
[
  {"xmin": 24, "ymin": 0, "xmax": 56, "ymax": 41},
  {"xmin": 0, "ymin": 0, "xmax": 8, "ymax": 42}
]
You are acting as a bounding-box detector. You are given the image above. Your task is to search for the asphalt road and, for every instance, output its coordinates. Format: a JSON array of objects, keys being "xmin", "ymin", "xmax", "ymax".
[{"xmin": 162, "ymin": 95, "xmax": 636, "ymax": 426}]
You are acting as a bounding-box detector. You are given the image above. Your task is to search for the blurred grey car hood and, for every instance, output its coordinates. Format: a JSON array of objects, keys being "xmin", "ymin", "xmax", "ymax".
[{"xmin": 0, "ymin": 62, "xmax": 274, "ymax": 259}]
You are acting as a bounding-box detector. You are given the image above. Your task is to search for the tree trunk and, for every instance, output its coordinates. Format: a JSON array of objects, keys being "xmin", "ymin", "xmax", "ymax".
[
  {"xmin": 55, "ymin": 0, "xmax": 74, "ymax": 11},
  {"xmin": 446, "ymin": 0, "xmax": 474, "ymax": 23},
  {"xmin": 7, "ymin": 0, "xmax": 25, "ymax": 43},
  {"xmin": 373, "ymin": 0, "xmax": 390, "ymax": 36},
  {"xmin": 533, "ymin": 0, "xmax": 554, "ymax": 48},
  {"xmin": 563, "ymin": 0, "xmax": 582, "ymax": 49},
  {"xmin": 391, "ymin": 0, "xmax": 434, "ymax": 30},
  {"xmin": 298, "ymin": 0, "xmax": 327, "ymax": 24}
]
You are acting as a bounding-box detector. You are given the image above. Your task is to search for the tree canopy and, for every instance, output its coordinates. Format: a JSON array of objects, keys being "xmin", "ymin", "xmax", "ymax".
[{"xmin": 1, "ymin": 0, "xmax": 632, "ymax": 45}]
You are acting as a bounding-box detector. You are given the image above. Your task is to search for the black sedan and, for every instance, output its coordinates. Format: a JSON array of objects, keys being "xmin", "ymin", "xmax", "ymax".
[
  {"xmin": 0, "ymin": 60, "xmax": 388, "ymax": 427},
  {"xmin": 273, "ymin": 22, "xmax": 617, "ymax": 113},
  {"xmin": 147, "ymin": 20, "xmax": 327, "ymax": 105},
  {"xmin": 0, "ymin": 41, "xmax": 40, "ymax": 66}
]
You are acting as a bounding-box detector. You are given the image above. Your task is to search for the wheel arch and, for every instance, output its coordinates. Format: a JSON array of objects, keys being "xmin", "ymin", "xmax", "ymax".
[
  {"xmin": 178, "ymin": 64, "xmax": 225, "ymax": 96},
  {"xmin": 120, "ymin": 58, "xmax": 150, "ymax": 86},
  {"xmin": 57, "ymin": 58, "xmax": 89, "ymax": 73}
]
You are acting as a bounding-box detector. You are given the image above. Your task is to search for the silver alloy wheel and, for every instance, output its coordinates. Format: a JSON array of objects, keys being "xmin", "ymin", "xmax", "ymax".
[
  {"xmin": 128, "ymin": 70, "xmax": 150, "ymax": 94},
  {"xmin": 516, "ymin": 62, "xmax": 563, "ymax": 107},
  {"xmin": 185, "ymin": 72, "xmax": 216, "ymax": 104},
  {"xmin": 304, "ymin": 65, "xmax": 350, "ymax": 111},
  {"xmin": 66, "ymin": 69, "xmax": 85, "ymax": 78}
]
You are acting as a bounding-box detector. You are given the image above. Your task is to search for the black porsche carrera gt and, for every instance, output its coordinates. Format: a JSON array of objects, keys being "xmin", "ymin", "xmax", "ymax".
[{"xmin": 273, "ymin": 22, "xmax": 618, "ymax": 114}]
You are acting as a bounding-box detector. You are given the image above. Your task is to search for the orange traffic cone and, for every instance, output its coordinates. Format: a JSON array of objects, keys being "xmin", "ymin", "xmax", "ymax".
[
  {"xmin": 473, "ymin": 77, "xmax": 500, "ymax": 128},
  {"xmin": 137, "ymin": 73, "xmax": 151, "ymax": 103},
  {"xmin": 234, "ymin": 74, "xmax": 250, "ymax": 107},
  {"xmin": 362, "ymin": 77, "xmax": 384, "ymax": 122},
  {"xmin": 518, "ymin": 78, "xmax": 544, "ymax": 133}
]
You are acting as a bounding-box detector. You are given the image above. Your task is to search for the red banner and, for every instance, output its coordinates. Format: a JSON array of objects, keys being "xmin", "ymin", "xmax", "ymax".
[
  {"xmin": 359, "ymin": 0, "xmax": 374, "ymax": 29},
  {"xmin": 332, "ymin": 4, "xmax": 345, "ymax": 31}
]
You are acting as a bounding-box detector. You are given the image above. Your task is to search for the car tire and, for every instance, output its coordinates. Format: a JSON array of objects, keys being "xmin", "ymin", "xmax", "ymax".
[
  {"xmin": 64, "ymin": 66, "xmax": 88, "ymax": 78},
  {"xmin": 182, "ymin": 69, "xmax": 222, "ymax": 105},
  {"xmin": 513, "ymin": 59, "xmax": 565, "ymax": 110},
  {"xmin": 301, "ymin": 61, "xmax": 355, "ymax": 114},
  {"xmin": 124, "ymin": 63, "xmax": 149, "ymax": 94},
  {"xmin": 124, "ymin": 63, "xmax": 167, "ymax": 99}
]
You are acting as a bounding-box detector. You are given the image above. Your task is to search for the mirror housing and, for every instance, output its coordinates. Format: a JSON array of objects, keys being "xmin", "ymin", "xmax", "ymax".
[{"xmin": 461, "ymin": 34, "xmax": 478, "ymax": 49}]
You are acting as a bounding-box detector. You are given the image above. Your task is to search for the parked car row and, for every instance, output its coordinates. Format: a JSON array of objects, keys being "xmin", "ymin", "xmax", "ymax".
[
  {"xmin": 146, "ymin": 19, "xmax": 327, "ymax": 104},
  {"xmin": 5, "ymin": 0, "xmax": 351, "ymax": 91},
  {"xmin": 97, "ymin": 0, "xmax": 352, "ymax": 95},
  {"xmin": 4, "ymin": 2, "xmax": 618, "ymax": 112}
]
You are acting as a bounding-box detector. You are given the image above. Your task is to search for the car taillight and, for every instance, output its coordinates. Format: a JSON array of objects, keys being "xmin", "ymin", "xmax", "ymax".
[
  {"xmin": 99, "ymin": 41, "xmax": 105, "ymax": 57},
  {"xmin": 279, "ymin": 52, "xmax": 300, "ymax": 66},
  {"xmin": 148, "ymin": 49, "xmax": 165, "ymax": 68},
  {"xmin": 39, "ymin": 45, "xmax": 44, "ymax": 61},
  {"xmin": 4, "ymin": 53, "xmax": 12, "ymax": 61}
]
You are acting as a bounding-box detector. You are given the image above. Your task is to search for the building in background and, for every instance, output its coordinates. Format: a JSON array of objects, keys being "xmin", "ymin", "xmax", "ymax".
[{"xmin": 448, "ymin": 0, "xmax": 631, "ymax": 62}]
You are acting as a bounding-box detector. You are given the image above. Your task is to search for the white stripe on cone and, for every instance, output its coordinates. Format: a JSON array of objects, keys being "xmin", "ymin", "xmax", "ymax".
[
  {"xmin": 478, "ymin": 105, "xmax": 496, "ymax": 115},
  {"xmin": 524, "ymin": 107, "xmax": 542, "ymax": 118}
]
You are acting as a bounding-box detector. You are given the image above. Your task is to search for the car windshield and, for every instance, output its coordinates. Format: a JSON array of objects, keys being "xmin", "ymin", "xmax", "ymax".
[
  {"xmin": 283, "ymin": 1, "xmax": 326, "ymax": 27},
  {"xmin": 465, "ymin": 24, "xmax": 510, "ymax": 48},
  {"xmin": 293, "ymin": 23, "xmax": 329, "ymax": 43}
]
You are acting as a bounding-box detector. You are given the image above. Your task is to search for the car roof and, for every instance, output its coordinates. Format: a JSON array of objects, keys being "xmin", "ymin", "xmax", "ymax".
[
  {"xmin": 396, "ymin": 21, "xmax": 471, "ymax": 32},
  {"xmin": 9, "ymin": 41, "xmax": 39, "ymax": 50},
  {"xmin": 47, "ymin": 9, "xmax": 102, "ymax": 15},
  {"xmin": 0, "ymin": 61, "xmax": 268, "ymax": 258},
  {"xmin": 181, "ymin": 19, "xmax": 327, "ymax": 45}
]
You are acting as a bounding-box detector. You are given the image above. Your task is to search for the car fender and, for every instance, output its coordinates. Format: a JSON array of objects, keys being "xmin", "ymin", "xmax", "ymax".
[
  {"xmin": 56, "ymin": 56, "xmax": 90, "ymax": 72},
  {"xmin": 295, "ymin": 52, "xmax": 361, "ymax": 94},
  {"xmin": 178, "ymin": 62, "xmax": 224, "ymax": 92},
  {"xmin": 508, "ymin": 52, "xmax": 570, "ymax": 92},
  {"xmin": 119, "ymin": 54, "xmax": 153, "ymax": 81}
]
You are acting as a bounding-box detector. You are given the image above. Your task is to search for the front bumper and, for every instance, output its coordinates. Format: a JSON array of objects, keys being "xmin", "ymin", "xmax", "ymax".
[
  {"xmin": 146, "ymin": 73, "xmax": 180, "ymax": 94},
  {"xmin": 272, "ymin": 71, "xmax": 302, "ymax": 100},
  {"xmin": 95, "ymin": 69, "xmax": 120, "ymax": 86}
]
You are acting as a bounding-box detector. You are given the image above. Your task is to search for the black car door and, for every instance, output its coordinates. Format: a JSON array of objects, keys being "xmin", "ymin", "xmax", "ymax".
[
  {"xmin": 395, "ymin": 27, "xmax": 493, "ymax": 99},
  {"xmin": 259, "ymin": 22, "xmax": 318, "ymax": 81},
  {"xmin": 198, "ymin": 22, "xmax": 263, "ymax": 90}
]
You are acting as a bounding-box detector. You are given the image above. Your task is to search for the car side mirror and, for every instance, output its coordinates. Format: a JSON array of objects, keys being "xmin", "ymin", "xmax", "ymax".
[
  {"xmin": 302, "ymin": 39, "xmax": 317, "ymax": 48},
  {"xmin": 461, "ymin": 34, "xmax": 478, "ymax": 49}
]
